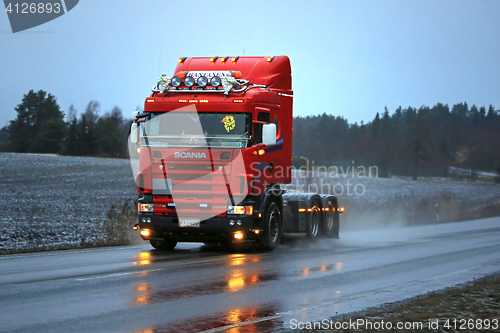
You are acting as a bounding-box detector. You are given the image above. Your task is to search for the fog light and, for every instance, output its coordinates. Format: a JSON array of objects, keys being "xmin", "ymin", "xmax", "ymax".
[
  {"xmin": 234, "ymin": 232, "xmax": 243, "ymax": 239},
  {"xmin": 140, "ymin": 229, "xmax": 150, "ymax": 237}
]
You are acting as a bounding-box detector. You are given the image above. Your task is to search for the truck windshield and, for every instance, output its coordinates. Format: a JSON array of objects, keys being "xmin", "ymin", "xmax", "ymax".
[{"xmin": 143, "ymin": 112, "xmax": 250, "ymax": 148}]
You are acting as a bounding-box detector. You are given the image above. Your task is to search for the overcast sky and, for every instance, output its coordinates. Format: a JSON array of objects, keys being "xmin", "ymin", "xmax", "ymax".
[{"xmin": 1, "ymin": 0, "xmax": 499, "ymax": 127}]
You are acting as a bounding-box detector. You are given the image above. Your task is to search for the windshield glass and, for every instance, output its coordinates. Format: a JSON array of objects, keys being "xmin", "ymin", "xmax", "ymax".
[{"xmin": 143, "ymin": 112, "xmax": 250, "ymax": 148}]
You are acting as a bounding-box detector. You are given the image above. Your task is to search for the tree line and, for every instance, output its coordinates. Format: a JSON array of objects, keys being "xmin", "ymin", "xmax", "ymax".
[
  {"xmin": 2, "ymin": 90, "xmax": 500, "ymax": 179},
  {"xmin": 1, "ymin": 90, "xmax": 131, "ymax": 158},
  {"xmin": 293, "ymin": 103, "xmax": 500, "ymax": 179}
]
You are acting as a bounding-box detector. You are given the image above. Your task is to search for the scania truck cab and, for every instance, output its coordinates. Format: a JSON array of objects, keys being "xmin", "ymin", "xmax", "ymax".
[{"xmin": 129, "ymin": 56, "xmax": 343, "ymax": 250}]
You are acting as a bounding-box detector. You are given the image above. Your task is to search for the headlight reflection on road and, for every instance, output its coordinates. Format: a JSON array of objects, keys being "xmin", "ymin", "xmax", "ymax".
[
  {"xmin": 134, "ymin": 252, "xmax": 152, "ymax": 266},
  {"xmin": 227, "ymin": 270, "xmax": 263, "ymax": 292},
  {"xmin": 229, "ymin": 254, "xmax": 247, "ymax": 266},
  {"xmin": 135, "ymin": 282, "xmax": 151, "ymax": 305},
  {"xmin": 228, "ymin": 270, "xmax": 245, "ymax": 292}
]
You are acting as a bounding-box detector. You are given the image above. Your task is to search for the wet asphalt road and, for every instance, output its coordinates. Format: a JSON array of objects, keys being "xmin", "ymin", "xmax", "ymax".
[{"xmin": 1, "ymin": 217, "xmax": 500, "ymax": 333}]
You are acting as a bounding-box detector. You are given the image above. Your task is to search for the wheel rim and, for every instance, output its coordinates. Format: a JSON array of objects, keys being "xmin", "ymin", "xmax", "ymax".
[
  {"xmin": 268, "ymin": 206, "xmax": 280, "ymax": 244},
  {"xmin": 326, "ymin": 206, "xmax": 334, "ymax": 230},
  {"xmin": 310, "ymin": 206, "xmax": 320, "ymax": 237}
]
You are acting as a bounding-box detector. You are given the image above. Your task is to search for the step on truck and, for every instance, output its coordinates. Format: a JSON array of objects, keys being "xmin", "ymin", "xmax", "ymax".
[{"xmin": 129, "ymin": 56, "xmax": 344, "ymax": 250}]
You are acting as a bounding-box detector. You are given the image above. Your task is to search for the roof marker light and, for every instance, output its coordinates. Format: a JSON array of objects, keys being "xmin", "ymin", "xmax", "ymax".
[
  {"xmin": 232, "ymin": 56, "xmax": 239, "ymax": 62},
  {"xmin": 267, "ymin": 56, "xmax": 275, "ymax": 62},
  {"xmin": 221, "ymin": 56, "xmax": 229, "ymax": 63},
  {"xmin": 210, "ymin": 56, "xmax": 218, "ymax": 62},
  {"xmin": 178, "ymin": 57, "xmax": 187, "ymax": 63}
]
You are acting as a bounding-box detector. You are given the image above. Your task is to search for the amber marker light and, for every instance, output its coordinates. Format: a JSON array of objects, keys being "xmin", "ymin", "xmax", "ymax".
[{"xmin": 234, "ymin": 232, "xmax": 243, "ymax": 239}]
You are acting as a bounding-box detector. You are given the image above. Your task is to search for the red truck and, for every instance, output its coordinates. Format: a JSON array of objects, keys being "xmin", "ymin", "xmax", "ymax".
[{"xmin": 129, "ymin": 56, "xmax": 343, "ymax": 250}]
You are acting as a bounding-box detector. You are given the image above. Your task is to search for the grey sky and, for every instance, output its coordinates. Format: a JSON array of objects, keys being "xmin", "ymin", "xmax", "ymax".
[{"xmin": 1, "ymin": 0, "xmax": 499, "ymax": 127}]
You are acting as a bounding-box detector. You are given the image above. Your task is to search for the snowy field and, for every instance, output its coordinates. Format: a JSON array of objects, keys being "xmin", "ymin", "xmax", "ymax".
[
  {"xmin": 1, "ymin": 153, "xmax": 500, "ymax": 253},
  {"xmin": 0, "ymin": 153, "xmax": 137, "ymax": 253}
]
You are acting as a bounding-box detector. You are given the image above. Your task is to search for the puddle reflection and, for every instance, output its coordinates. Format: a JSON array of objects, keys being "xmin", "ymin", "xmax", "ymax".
[
  {"xmin": 299, "ymin": 262, "xmax": 343, "ymax": 277},
  {"xmin": 132, "ymin": 269, "xmax": 279, "ymax": 307},
  {"xmin": 133, "ymin": 303, "xmax": 282, "ymax": 333}
]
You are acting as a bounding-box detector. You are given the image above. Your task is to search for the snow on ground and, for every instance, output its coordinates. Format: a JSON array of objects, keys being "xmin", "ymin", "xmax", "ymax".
[
  {"xmin": 1, "ymin": 153, "xmax": 500, "ymax": 253},
  {"xmin": 0, "ymin": 153, "xmax": 137, "ymax": 253}
]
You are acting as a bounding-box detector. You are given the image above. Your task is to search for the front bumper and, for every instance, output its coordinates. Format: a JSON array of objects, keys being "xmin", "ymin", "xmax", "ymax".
[{"xmin": 138, "ymin": 213, "xmax": 260, "ymax": 243}]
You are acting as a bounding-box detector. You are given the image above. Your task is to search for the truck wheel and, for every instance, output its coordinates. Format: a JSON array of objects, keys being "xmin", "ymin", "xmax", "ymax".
[
  {"xmin": 307, "ymin": 203, "xmax": 321, "ymax": 240},
  {"xmin": 260, "ymin": 201, "xmax": 282, "ymax": 251},
  {"xmin": 323, "ymin": 203, "xmax": 340, "ymax": 238},
  {"xmin": 149, "ymin": 239, "xmax": 177, "ymax": 250}
]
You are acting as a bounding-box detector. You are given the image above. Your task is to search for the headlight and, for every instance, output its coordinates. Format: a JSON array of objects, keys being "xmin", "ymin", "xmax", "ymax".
[
  {"xmin": 197, "ymin": 76, "xmax": 208, "ymax": 87},
  {"xmin": 211, "ymin": 76, "xmax": 221, "ymax": 87},
  {"xmin": 139, "ymin": 203, "xmax": 154, "ymax": 212},
  {"xmin": 227, "ymin": 206, "xmax": 253, "ymax": 215},
  {"xmin": 171, "ymin": 76, "xmax": 181, "ymax": 87},
  {"xmin": 184, "ymin": 76, "xmax": 194, "ymax": 87}
]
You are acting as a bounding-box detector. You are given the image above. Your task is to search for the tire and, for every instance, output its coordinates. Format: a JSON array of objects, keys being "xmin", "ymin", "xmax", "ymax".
[
  {"xmin": 149, "ymin": 239, "xmax": 177, "ymax": 250},
  {"xmin": 323, "ymin": 202, "xmax": 340, "ymax": 238},
  {"xmin": 260, "ymin": 201, "xmax": 282, "ymax": 251},
  {"xmin": 307, "ymin": 202, "xmax": 321, "ymax": 241}
]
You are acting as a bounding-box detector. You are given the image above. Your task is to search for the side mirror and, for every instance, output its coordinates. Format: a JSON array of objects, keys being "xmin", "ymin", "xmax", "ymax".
[
  {"xmin": 129, "ymin": 122, "xmax": 139, "ymax": 143},
  {"xmin": 262, "ymin": 123, "xmax": 277, "ymax": 146}
]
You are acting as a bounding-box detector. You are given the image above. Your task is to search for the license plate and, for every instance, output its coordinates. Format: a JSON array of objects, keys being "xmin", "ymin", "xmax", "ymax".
[{"xmin": 179, "ymin": 219, "xmax": 200, "ymax": 228}]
